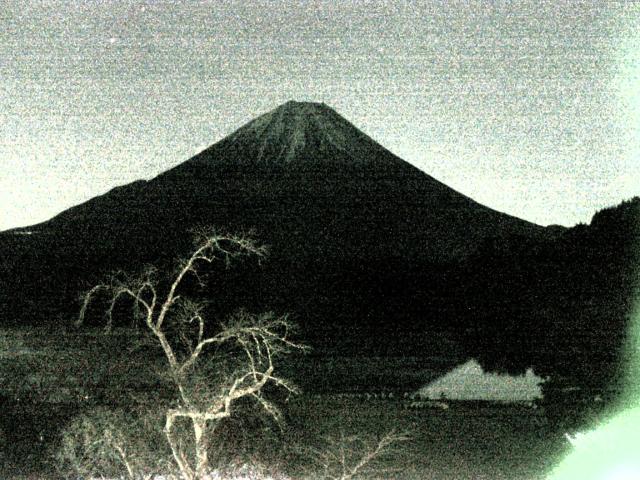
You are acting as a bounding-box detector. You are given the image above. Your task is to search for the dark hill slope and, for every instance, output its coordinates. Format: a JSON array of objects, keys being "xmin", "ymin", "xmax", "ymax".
[{"xmin": 456, "ymin": 197, "xmax": 640, "ymax": 398}]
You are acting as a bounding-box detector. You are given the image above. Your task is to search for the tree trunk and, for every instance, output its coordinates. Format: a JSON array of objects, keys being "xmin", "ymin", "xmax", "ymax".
[
  {"xmin": 165, "ymin": 413, "xmax": 195, "ymax": 480},
  {"xmin": 193, "ymin": 417, "xmax": 209, "ymax": 480}
]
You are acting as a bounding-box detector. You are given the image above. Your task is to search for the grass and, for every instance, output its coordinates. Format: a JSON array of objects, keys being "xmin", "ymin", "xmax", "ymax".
[
  {"xmin": 283, "ymin": 395, "xmax": 567, "ymax": 480},
  {"xmin": 1, "ymin": 396, "xmax": 571, "ymax": 480}
]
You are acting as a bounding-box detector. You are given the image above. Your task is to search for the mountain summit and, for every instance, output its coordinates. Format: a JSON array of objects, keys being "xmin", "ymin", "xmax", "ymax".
[
  {"xmin": 179, "ymin": 100, "xmax": 406, "ymax": 172},
  {"xmin": 230, "ymin": 101, "xmax": 348, "ymax": 155},
  {"xmin": 216, "ymin": 101, "xmax": 389, "ymax": 165}
]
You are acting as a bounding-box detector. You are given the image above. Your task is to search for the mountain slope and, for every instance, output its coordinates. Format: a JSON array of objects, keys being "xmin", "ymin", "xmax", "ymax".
[{"xmin": 34, "ymin": 101, "xmax": 548, "ymax": 260}]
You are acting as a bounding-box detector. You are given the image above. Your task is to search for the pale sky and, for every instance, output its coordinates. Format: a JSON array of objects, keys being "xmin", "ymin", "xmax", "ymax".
[{"xmin": 1, "ymin": 0, "xmax": 639, "ymax": 231}]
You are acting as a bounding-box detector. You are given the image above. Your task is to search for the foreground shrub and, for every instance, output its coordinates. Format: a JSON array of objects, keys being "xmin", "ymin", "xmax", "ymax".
[
  {"xmin": 301, "ymin": 430, "xmax": 410, "ymax": 480},
  {"xmin": 55, "ymin": 407, "xmax": 175, "ymax": 479}
]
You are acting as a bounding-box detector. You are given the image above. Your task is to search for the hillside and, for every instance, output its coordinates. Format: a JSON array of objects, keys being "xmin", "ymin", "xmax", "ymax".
[{"xmin": 457, "ymin": 197, "xmax": 640, "ymax": 398}]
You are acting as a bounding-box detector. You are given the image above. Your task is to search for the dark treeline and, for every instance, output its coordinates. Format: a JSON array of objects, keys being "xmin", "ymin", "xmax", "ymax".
[{"xmin": 460, "ymin": 198, "xmax": 639, "ymax": 398}]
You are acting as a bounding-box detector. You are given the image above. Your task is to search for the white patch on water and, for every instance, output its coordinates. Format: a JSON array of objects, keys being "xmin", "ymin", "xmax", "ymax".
[{"xmin": 416, "ymin": 359, "xmax": 547, "ymax": 402}]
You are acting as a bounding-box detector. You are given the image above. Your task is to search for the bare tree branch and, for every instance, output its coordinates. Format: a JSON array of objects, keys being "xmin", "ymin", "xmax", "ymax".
[{"xmin": 307, "ymin": 429, "xmax": 410, "ymax": 480}]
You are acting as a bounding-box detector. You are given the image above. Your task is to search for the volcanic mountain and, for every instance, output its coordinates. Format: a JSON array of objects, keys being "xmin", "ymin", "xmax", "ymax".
[
  {"xmin": 2, "ymin": 101, "xmax": 558, "ymax": 356},
  {"xmin": 31, "ymin": 101, "xmax": 547, "ymax": 255}
]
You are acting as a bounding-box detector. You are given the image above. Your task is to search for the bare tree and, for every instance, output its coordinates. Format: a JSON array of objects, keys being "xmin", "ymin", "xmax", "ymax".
[{"xmin": 77, "ymin": 230, "xmax": 305, "ymax": 480}]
